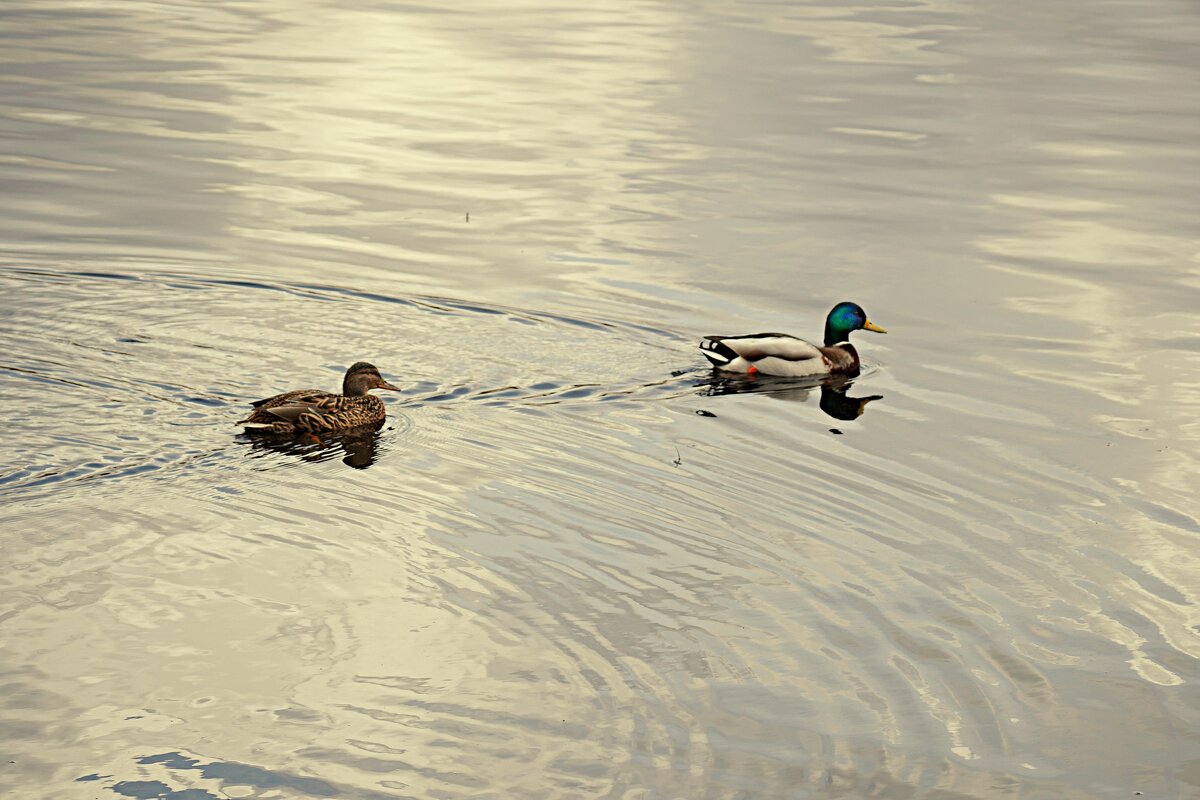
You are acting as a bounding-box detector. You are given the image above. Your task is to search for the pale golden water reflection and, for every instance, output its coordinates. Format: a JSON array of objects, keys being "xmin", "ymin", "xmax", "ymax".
[{"xmin": 2, "ymin": 0, "xmax": 1200, "ymax": 798}]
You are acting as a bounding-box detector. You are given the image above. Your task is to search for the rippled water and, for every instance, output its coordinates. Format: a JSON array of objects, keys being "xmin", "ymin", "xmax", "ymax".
[{"xmin": 3, "ymin": 0, "xmax": 1199, "ymax": 798}]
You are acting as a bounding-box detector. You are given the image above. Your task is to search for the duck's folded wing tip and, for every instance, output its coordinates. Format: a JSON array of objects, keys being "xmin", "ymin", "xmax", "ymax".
[{"xmin": 265, "ymin": 403, "xmax": 323, "ymax": 423}]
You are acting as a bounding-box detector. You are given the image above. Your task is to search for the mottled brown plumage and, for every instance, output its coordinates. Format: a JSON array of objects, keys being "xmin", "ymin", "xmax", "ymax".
[{"xmin": 238, "ymin": 361, "xmax": 400, "ymax": 435}]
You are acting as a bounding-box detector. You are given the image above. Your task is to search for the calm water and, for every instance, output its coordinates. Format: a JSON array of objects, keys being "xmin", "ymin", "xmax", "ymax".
[{"xmin": 2, "ymin": 1, "xmax": 1199, "ymax": 798}]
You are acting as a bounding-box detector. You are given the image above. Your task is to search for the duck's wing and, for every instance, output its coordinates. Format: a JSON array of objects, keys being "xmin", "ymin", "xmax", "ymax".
[
  {"xmin": 700, "ymin": 333, "xmax": 824, "ymax": 365},
  {"xmin": 250, "ymin": 388, "xmax": 325, "ymax": 409},
  {"xmin": 262, "ymin": 395, "xmax": 381, "ymax": 433},
  {"xmin": 238, "ymin": 389, "xmax": 331, "ymax": 426}
]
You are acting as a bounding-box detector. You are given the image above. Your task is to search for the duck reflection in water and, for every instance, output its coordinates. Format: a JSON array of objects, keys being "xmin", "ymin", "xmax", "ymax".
[
  {"xmin": 241, "ymin": 422, "xmax": 385, "ymax": 469},
  {"xmin": 698, "ymin": 373, "xmax": 882, "ymax": 421}
]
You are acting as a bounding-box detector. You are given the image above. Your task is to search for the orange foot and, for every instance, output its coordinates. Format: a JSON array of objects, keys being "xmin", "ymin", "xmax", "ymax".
[{"xmin": 747, "ymin": 365, "xmax": 759, "ymax": 375}]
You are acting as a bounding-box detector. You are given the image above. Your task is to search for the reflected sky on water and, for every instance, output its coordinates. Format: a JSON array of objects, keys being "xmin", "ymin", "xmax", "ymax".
[{"xmin": 1, "ymin": 0, "xmax": 1198, "ymax": 797}]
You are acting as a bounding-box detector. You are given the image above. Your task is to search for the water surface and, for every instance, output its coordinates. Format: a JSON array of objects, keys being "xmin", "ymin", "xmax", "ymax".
[{"xmin": 2, "ymin": 1, "xmax": 1199, "ymax": 798}]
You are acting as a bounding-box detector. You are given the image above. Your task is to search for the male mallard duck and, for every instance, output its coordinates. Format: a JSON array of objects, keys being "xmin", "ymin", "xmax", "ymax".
[
  {"xmin": 238, "ymin": 361, "xmax": 401, "ymax": 434},
  {"xmin": 699, "ymin": 301, "xmax": 886, "ymax": 377}
]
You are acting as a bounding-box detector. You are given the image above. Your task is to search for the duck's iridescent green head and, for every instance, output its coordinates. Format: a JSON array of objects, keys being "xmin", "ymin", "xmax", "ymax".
[{"xmin": 824, "ymin": 301, "xmax": 887, "ymax": 345}]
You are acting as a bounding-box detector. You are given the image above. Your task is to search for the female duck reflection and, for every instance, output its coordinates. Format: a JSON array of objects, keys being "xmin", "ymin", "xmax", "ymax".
[
  {"xmin": 242, "ymin": 425, "xmax": 384, "ymax": 469},
  {"xmin": 698, "ymin": 373, "xmax": 883, "ymax": 421}
]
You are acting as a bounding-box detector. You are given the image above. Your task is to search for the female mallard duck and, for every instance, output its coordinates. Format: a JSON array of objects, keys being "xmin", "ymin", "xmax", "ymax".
[
  {"xmin": 700, "ymin": 301, "xmax": 886, "ymax": 377},
  {"xmin": 238, "ymin": 361, "xmax": 401, "ymax": 434}
]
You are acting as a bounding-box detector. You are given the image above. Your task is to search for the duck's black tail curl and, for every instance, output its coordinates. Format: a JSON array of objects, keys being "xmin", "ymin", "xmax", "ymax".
[{"xmin": 699, "ymin": 337, "xmax": 737, "ymax": 367}]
